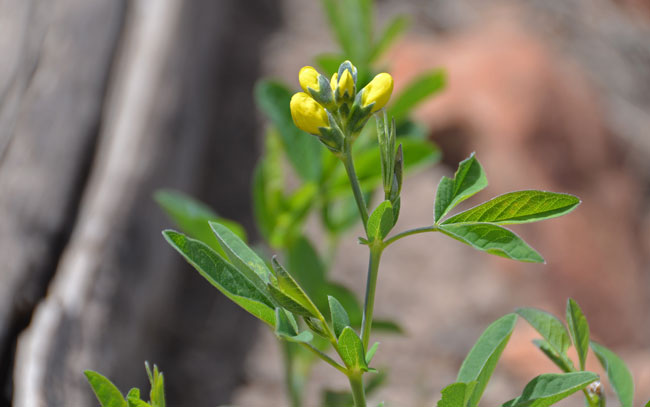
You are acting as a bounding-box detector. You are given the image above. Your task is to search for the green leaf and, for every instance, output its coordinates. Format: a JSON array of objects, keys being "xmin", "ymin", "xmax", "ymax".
[
  {"xmin": 532, "ymin": 339, "xmax": 573, "ymax": 373},
  {"xmin": 288, "ymin": 235, "xmax": 327, "ymax": 311},
  {"xmin": 337, "ymin": 326, "xmax": 368, "ymax": 371},
  {"xmin": 252, "ymin": 130, "xmax": 285, "ymax": 242},
  {"xmin": 437, "ymin": 382, "xmax": 477, "ymax": 407},
  {"xmin": 645, "ymin": 400, "xmax": 650, "ymax": 407},
  {"xmin": 255, "ymin": 80, "xmax": 322, "ymax": 181},
  {"xmin": 143, "ymin": 364, "xmax": 165, "ymax": 407},
  {"xmin": 590, "ymin": 341, "xmax": 634, "ymax": 407},
  {"xmin": 516, "ymin": 308, "xmax": 571, "ymax": 357},
  {"xmin": 209, "ymin": 221, "xmax": 272, "ymax": 292},
  {"xmin": 369, "ymin": 15, "xmax": 409, "ymax": 62},
  {"xmin": 443, "ymin": 191, "xmax": 580, "ymax": 225},
  {"xmin": 84, "ymin": 370, "xmax": 126, "ymax": 407},
  {"xmin": 163, "ymin": 230, "xmax": 276, "ymax": 326},
  {"xmin": 389, "ymin": 70, "xmax": 446, "ymax": 122},
  {"xmin": 457, "ymin": 313, "xmax": 517, "ymax": 407},
  {"xmin": 367, "ymin": 200, "xmax": 395, "ymax": 241},
  {"xmin": 329, "ymin": 295, "xmax": 351, "ymax": 338},
  {"xmin": 365, "ymin": 342, "xmax": 379, "ymax": 365},
  {"xmin": 154, "ymin": 189, "xmax": 246, "ymax": 256},
  {"xmin": 502, "ymin": 372, "xmax": 599, "ymax": 407},
  {"xmin": 329, "ymin": 138, "xmax": 440, "ymax": 198},
  {"xmin": 275, "ymin": 308, "xmax": 314, "ymax": 343},
  {"xmin": 566, "ymin": 298, "xmax": 590, "ymax": 370},
  {"xmin": 126, "ymin": 388, "xmax": 150, "ymax": 407},
  {"xmin": 270, "ymin": 257, "xmax": 323, "ymax": 319},
  {"xmin": 439, "ymin": 223, "xmax": 544, "ymax": 263},
  {"xmin": 269, "ymin": 182, "xmax": 318, "ymax": 248},
  {"xmin": 325, "ymin": 283, "xmax": 362, "ymax": 326},
  {"xmin": 434, "ymin": 153, "xmax": 488, "ymax": 223}
]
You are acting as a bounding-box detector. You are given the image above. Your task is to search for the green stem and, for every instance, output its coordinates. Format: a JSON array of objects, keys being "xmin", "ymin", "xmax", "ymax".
[
  {"xmin": 341, "ymin": 144, "xmax": 369, "ymax": 233},
  {"xmin": 281, "ymin": 341, "xmax": 302, "ymax": 407},
  {"xmin": 384, "ymin": 226, "xmax": 438, "ymax": 247},
  {"xmin": 360, "ymin": 247, "xmax": 383, "ymax": 350},
  {"xmin": 299, "ymin": 342, "xmax": 347, "ymax": 374},
  {"xmin": 348, "ymin": 373, "xmax": 367, "ymax": 407}
]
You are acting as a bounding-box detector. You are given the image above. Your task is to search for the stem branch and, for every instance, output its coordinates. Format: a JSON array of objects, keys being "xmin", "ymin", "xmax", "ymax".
[
  {"xmin": 341, "ymin": 144, "xmax": 369, "ymax": 233},
  {"xmin": 384, "ymin": 226, "xmax": 438, "ymax": 247},
  {"xmin": 348, "ymin": 373, "xmax": 367, "ymax": 407},
  {"xmin": 360, "ymin": 247, "xmax": 383, "ymax": 350}
]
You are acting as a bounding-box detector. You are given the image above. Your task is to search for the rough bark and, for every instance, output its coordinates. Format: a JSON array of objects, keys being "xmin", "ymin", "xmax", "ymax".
[{"xmin": 3, "ymin": 0, "xmax": 278, "ymax": 406}]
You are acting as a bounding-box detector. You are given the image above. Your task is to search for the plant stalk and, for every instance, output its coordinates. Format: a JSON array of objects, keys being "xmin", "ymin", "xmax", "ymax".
[
  {"xmin": 360, "ymin": 247, "xmax": 383, "ymax": 350},
  {"xmin": 384, "ymin": 226, "xmax": 438, "ymax": 247},
  {"xmin": 348, "ymin": 373, "xmax": 367, "ymax": 407},
  {"xmin": 341, "ymin": 144, "xmax": 369, "ymax": 233}
]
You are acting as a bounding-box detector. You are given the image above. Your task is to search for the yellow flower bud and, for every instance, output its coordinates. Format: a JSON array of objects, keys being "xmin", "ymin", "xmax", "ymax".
[
  {"xmin": 337, "ymin": 69, "xmax": 355, "ymax": 98},
  {"xmin": 299, "ymin": 66, "xmax": 321, "ymax": 93},
  {"xmin": 290, "ymin": 92, "xmax": 329, "ymax": 135},
  {"xmin": 330, "ymin": 73, "xmax": 338, "ymax": 92},
  {"xmin": 361, "ymin": 73, "xmax": 394, "ymax": 112}
]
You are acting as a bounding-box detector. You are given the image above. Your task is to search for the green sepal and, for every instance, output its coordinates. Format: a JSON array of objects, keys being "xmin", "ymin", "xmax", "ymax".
[
  {"xmin": 502, "ymin": 372, "xmax": 599, "ymax": 407},
  {"xmin": 84, "ymin": 370, "xmax": 126, "ymax": 407},
  {"xmin": 434, "ymin": 153, "xmax": 487, "ymax": 223},
  {"xmin": 337, "ymin": 327, "xmax": 369, "ymax": 371}
]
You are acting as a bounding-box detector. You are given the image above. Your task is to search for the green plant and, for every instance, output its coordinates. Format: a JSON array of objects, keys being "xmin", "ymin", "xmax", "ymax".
[
  {"xmin": 85, "ymin": 363, "xmax": 165, "ymax": 407},
  {"xmin": 84, "ymin": 1, "xmax": 640, "ymax": 406}
]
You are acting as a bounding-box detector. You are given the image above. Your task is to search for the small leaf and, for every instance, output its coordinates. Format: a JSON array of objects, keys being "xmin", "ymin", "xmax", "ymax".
[
  {"xmin": 566, "ymin": 298, "xmax": 590, "ymax": 370},
  {"xmin": 255, "ymin": 80, "xmax": 322, "ymax": 181},
  {"xmin": 434, "ymin": 153, "xmax": 488, "ymax": 223},
  {"xmin": 516, "ymin": 308, "xmax": 571, "ymax": 357},
  {"xmin": 532, "ymin": 339, "xmax": 573, "ymax": 373},
  {"xmin": 338, "ymin": 327, "xmax": 368, "ymax": 371},
  {"xmin": 155, "ymin": 189, "xmax": 246, "ymax": 256},
  {"xmin": 389, "ymin": 69, "xmax": 446, "ymax": 122},
  {"xmin": 369, "ymin": 15, "xmax": 409, "ymax": 62},
  {"xmin": 329, "ymin": 295, "xmax": 351, "ymax": 338},
  {"xmin": 502, "ymin": 372, "xmax": 599, "ymax": 407},
  {"xmin": 365, "ymin": 342, "xmax": 379, "ymax": 365},
  {"xmin": 275, "ymin": 308, "xmax": 313, "ymax": 343},
  {"xmin": 126, "ymin": 388, "xmax": 150, "ymax": 407},
  {"xmin": 288, "ymin": 236, "xmax": 327, "ymax": 311},
  {"xmin": 443, "ymin": 190, "xmax": 580, "ymax": 225},
  {"xmin": 326, "ymin": 283, "xmax": 362, "ymax": 326},
  {"xmin": 437, "ymin": 382, "xmax": 477, "ymax": 407},
  {"xmin": 457, "ymin": 313, "xmax": 517, "ymax": 407},
  {"xmin": 270, "ymin": 257, "xmax": 323, "ymax": 319},
  {"xmin": 163, "ymin": 231, "xmax": 276, "ymax": 326},
  {"xmin": 590, "ymin": 341, "xmax": 634, "ymax": 407},
  {"xmin": 210, "ymin": 221, "xmax": 273, "ymax": 287},
  {"xmin": 84, "ymin": 370, "xmax": 126, "ymax": 407},
  {"xmin": 367, "ymin": 200, "xmax": 395, "ymax": 241},
  {"xmin": 439, "ymin": 223, "xmax": 544, "ymax": 263}
]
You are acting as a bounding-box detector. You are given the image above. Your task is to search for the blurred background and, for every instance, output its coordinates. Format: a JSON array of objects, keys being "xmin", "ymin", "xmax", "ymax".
[{"xmin": 1, "ymin": 0, "xmax": 649, "ymax": 406}]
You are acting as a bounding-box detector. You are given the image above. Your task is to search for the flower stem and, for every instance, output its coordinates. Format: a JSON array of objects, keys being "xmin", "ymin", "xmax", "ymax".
[
  {"xmin": 341, "ymin": 143, "xmax": 369, "ymax": 233},
  {"xmin": 361, "ymin": 246, "xmax": 383, "ymax": 350},
  {"xmin": 348, "ymin": 373, "xmax": 367, "ymax": 407}
]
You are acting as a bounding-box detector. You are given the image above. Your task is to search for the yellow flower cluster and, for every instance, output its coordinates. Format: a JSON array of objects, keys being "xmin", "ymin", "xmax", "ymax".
[{"xmin": 289, "ymin": 61, "xmax": 394, "ymax": 137}]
